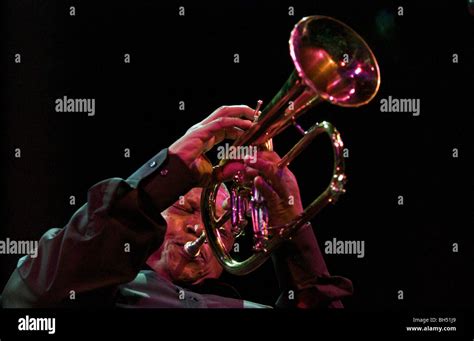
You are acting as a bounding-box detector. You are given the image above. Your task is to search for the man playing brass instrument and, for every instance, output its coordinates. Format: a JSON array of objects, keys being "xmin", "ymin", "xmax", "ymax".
[{"xmin": 2, "ymin": 106, "xmax": 352, "ymax": 308}]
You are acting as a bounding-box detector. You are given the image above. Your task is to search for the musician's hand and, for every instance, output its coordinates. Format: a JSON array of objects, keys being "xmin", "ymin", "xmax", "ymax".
[
  {"xmin": 244, "ymin": 151, "xmax": 303, "ymax": 227},
  {"xmin": 169, "ymin": 105, "xmax": 255, "ymax": 187}
]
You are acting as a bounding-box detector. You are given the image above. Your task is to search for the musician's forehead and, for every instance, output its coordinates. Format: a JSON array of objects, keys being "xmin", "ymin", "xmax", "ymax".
[{"xmin": 182, "ymin": 188, "xmax": 201, "ymax": 206}]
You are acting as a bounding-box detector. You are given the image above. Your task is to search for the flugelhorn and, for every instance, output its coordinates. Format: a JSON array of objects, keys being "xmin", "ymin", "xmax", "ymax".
[{"xmin": 196, "ymin": 16, "xmax": 380, "ymax": 275}]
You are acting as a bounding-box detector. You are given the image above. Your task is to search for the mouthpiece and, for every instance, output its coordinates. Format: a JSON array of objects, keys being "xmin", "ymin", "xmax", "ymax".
[{"xmin": 183, "ymin": 232, "xmax": 206, "ymax": 258}]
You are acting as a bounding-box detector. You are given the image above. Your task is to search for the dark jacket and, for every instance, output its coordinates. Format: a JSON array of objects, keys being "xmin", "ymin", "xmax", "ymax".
[{"xmin": 2, "ymin": 149, "xmax": 353, "ymax": 308}]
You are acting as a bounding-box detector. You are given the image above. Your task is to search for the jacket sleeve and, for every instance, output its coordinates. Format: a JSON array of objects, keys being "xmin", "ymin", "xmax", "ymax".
[
  {"xmin": 272, "ymin": 223, "xmax": 354, "ymax": 309},
  {"xmin": 2, "ymin": 149, "xmax": 198, "ymax": 308}
]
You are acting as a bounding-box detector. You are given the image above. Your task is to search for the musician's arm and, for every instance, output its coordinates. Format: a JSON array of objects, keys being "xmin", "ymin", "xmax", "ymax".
[
  {"xmin": 271, "ymin": 223, "xmax": 353, "ymax": 308},
  {"xmin": 2, "ymin": 149, "xmax": 196, "ymax": 307},
  {"xmin": 245, "ymin": 151, "xmax": 353, "ymax": 308}
]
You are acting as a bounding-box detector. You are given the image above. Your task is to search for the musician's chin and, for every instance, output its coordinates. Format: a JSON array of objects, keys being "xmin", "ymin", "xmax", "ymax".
[{"xmin": 163, "ymin": 241, "xmax": 210, "ymax": 284}]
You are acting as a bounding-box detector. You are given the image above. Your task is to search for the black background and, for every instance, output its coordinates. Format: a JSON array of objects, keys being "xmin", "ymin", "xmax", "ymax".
[{"xmin": 1, "ymin": 0, "xmax": 473, "ymax": 314}]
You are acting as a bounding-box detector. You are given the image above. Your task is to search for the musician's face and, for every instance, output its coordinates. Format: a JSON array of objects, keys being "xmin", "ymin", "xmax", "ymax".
[{"xmin": 148, "ymin": 187, "xmax": 233, "ymax": 285}]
